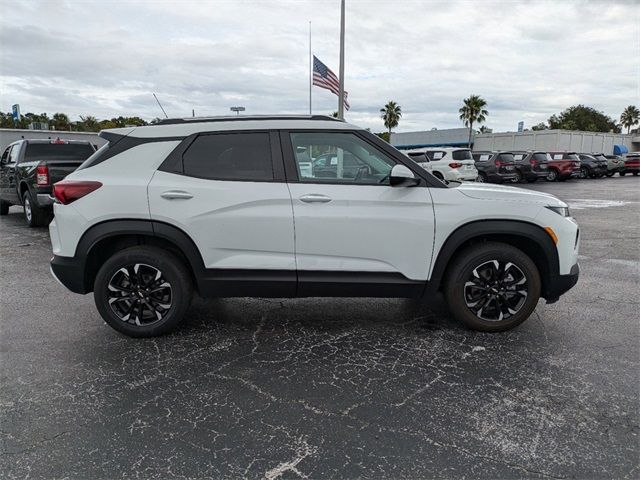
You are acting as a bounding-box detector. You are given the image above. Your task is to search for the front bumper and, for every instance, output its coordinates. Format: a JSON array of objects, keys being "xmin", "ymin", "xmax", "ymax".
[
  {"xmin": 544, "ymin": 263, "xmax": 579, "ymax": 304},
  {"xmin": 50, "ymin": 255, "xmax": 89, "ymax": 294}
]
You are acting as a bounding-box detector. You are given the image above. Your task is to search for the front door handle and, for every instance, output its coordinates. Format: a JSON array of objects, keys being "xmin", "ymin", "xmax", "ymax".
[
  {"xmin": 299, "ymin": 194, "xmax": 332, "ymax": 203},
  {"xmin": 161, "ymin": 190, "xmax": 193, "ymax": 200}
]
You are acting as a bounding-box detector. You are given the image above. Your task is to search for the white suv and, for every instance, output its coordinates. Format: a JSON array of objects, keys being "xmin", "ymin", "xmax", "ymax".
[
  {"xmin": 405, "ymin": 147, "xmax": 478, "ymax": 181},
  {"xmin": 49, "ymin": 116, "xmax": 580, "ymax": 337}
]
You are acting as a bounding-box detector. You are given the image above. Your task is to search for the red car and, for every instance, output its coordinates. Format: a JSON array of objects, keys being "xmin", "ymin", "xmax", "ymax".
[
  {"xmin": 546, "ymin": 152, "xmax": 581, "ymax": 182},
  {"xmin": 620, "ymin": 152, "xmax": 640, "ymax": 176}
]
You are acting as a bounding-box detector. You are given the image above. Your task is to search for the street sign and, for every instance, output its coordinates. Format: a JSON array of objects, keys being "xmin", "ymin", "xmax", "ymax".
[{"xmin": 517, "ymin": 121, "xmax": 524, "ymax": 133}]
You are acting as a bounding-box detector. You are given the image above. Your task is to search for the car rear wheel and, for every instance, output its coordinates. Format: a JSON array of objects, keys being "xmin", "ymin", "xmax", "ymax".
[
  {"xmin": 579, "ymin": 167, "xmax": 589, "ymax": 179},
  {"xmin": 94, "ymin": 246, "xmax": 193, "ymax": 337},
  {"xmin": 476, "ymin": 173, "xmax": 487, "ymax": 183},
  {"xmin": 546, "ymin": 169, "xmax": 559, "ymax": 182},
  {"xmin": 444, "ymin": 242, "xmax": 541, "ymax": 332},
  {"xmin": 0, "ymin": 200, "xmax": 9, "ymax": 216},
  {"xmin": 22, "ymin": 191, "xmax": 47, "ymax": 227}
]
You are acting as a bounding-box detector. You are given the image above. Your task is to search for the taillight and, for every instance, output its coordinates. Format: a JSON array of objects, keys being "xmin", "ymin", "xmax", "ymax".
[
  {"xmin": 449, "ymin": 162, "xmax": 463, "ymax": 169},
  {"xmin": 36, "ymin": 165, "xmax": 49, "ymax": 186},
  {"xmin": 53, "ymin": 180, "xmax": 102, "ymax": 205}
]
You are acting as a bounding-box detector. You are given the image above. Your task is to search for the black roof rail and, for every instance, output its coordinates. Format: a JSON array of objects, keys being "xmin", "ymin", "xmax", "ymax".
[{"xmin": 154, "ymin": 115, "xmax": 344, "ymax": 126}]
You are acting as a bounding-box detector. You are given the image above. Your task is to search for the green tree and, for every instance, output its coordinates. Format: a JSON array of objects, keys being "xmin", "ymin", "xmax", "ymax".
[
  {"xmin": 51, "ymin": 113, "xmax": 71, "ymax": 131},
  {"xmin": 478, "ymin": 125, "xmax": 491, "ymax": 133},
  {"xmin": 77, "ymin": 115, "xmax": 100, "ymax": 132},
  {"xmin": 547, "ymin": 105, "xmax": 620, "ymax": 133},
  {"xmin": 374, "ymin": 131, "xmax": 390, "ymax": 142},
  {"xmin": 330, "ymin": 111, "xmax": 339, "ymax": 119},
  {"xmin": 459, "ymin": 95, "xmax": 488, "ymax": 147},
  {"xmin": 531, "ymin": 122, "xmax": 548, "ymax": 131},
  {"xmin": 620, "ymin": 105, "xmax": 639, "ymax": 134},
  {"xmin": 380, "ymin": 101, "xmax": 402, "ymax": 137}
]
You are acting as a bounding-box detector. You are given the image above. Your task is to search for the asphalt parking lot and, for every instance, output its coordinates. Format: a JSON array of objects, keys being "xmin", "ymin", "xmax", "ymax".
[{"xmin": 1, "ymin": 177, "xmax": 639, "ymax": 479}]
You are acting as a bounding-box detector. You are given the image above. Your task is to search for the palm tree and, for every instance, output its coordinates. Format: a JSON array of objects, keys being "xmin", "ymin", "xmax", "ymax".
[
  {"xmin": 52, "ymin": 113, "xmax": 70, "ymax": 131},
  {"xmin": 459, "ymin": 95, "xmax": 489, "ymax": 147},
  {"xmin": 620, "ymin": 105, "xmax": 639, "ymax": 134},
  {"xmin": 380, "ymin": 101, "xmax": 402, "ymax": 138}
]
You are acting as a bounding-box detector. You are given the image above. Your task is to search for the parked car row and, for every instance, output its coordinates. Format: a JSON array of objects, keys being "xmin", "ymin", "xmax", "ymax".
[{"xmin": 403, "ymin": 147, "xmax": 640, "ymax": 184}]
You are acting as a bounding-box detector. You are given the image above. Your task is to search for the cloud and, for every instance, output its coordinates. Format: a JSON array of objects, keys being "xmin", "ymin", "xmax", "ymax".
[{"xmin": 0, "ymin": 0, "xmax": 637, "ymax": 132}]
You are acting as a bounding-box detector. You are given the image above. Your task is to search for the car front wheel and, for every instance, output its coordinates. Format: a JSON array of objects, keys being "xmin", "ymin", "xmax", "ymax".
[
  {"xmin": 94, "ymin": 246, "xmax": 193, "ymax": 337},
  {"xmin": 546, "ymin": 169, "xmax": 558, "ymax": 182},
  {"xmin": 444, "ymin": 242, "xmax": 541, "ymax": 332}
]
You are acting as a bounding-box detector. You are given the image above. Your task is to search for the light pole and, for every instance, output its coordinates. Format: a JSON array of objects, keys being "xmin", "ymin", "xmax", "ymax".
[
  {"xmin": 230, "ymin": 106, "xmax": 245, "ymax": 116},
  {"xmin": 337, "ymin": 0, "xmax": 345, "ymax": 120}
]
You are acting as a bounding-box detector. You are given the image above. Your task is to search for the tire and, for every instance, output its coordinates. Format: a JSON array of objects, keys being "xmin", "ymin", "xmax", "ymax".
[
  {"xmin": 546, "ymin": 169, "xmax": 559, "ymax": 182},
  {"xmin": 634, "ymin": 172, "xmax": 638, "ymax": 176},
  {"xmin": 476, "ymin": 173, "xmax": 487, "ymax": 183},
  {"xmin": 619, "ymin": 172, "xmax": 626, "ymax": 176},
  {"xmin": 605, "ymin": 172, "xmax": 614, "ymax": 177},
  {"xmin": 443, "ymin": 242, "xmax": 541, "ymax": 332},
  {"xmin": 579, "ymin": 167, "xmax": 589, "ymax": 179},
  {"xmin": 93, "ymin": 246, "xmax": 193, "ymax": 337},
  {"xmin": 0, "ymin": 200, "xmax": 9, "ymax": 216},
  {"xmin": 22, "ymin": 190, "xmax": 47, "ymax": 227},
  {"xmin": 511, "ymin": 170, "xmax": 522, "ymax": 183}
]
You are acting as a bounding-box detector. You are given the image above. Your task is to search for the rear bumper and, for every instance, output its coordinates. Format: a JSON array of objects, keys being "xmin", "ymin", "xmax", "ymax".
[
  {"xmin": 544, "ymin": 263, "xmax": 579, "ymax": 304},
  {"xmin": 37, "ymin": 194, "xmax": 55, "ymax": 206},
  {"xmin": 50, "ymin": 255, "xmax": 89, "ymax": 294}
]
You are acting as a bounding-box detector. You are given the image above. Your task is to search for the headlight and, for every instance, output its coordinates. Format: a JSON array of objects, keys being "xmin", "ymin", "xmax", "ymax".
[{"xmin": 546, "ymin": 205, "xmax": 570, "ymax": 217}]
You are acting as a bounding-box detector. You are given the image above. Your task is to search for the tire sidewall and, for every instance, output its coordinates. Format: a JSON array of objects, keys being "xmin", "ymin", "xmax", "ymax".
[
  {"xmin": 94, "ymin": 247, "xmax": 192, "ymax": 337},
  {"xmin": 445, "ymin": 243, "xmax": 541, "ymax": 332}
]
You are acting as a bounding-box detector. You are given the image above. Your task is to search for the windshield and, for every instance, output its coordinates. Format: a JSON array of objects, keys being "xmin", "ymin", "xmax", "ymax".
[
  {"xmin": 533, "ymin": 153, "xmax": 550, "ymax": 162},
  {"xmin": 497, "ymin": 153, "xmax": 515, "ymax": 163},
  {"xmin": 451, "ymin": 149, "xmax": 472, "ymax": 160},
  {"xmin": 24, "ymin": 143, "xmax": 95, "ymax": 161}
]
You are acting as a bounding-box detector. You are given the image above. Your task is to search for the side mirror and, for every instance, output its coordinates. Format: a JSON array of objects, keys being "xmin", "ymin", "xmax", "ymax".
[{"xmin": 390, "ymin": 164, "xmax": 420, "ymax": 187}]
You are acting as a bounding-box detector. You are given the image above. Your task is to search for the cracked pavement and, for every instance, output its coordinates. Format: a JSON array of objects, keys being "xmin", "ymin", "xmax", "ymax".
[{"xmin": 1, "ymin": 177, "xmax": 639, "ymax": 479}]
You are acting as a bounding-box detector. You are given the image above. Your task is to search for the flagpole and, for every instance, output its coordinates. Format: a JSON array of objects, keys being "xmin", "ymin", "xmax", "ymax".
[
  {"xmin": 309, "ymin": 21, "xmax": 312, "ymax": 114},
  {"xmin": 337, "ymin": 0, "xmax": 345, "ymax": 119}
]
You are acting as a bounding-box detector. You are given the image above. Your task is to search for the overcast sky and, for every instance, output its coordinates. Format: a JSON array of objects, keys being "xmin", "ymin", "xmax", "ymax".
[{"xmin": 1, "ymin": 0, "xmax": 638, "ymax": 132}]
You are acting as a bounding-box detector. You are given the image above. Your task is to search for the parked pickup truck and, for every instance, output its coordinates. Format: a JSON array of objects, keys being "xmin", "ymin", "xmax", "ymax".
[{"xmin": 0, "ymin": 139, "xmax": 95, "ymax": 226}]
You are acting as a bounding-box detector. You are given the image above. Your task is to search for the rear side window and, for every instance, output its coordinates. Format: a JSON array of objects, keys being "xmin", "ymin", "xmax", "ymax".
[
  {"xmin": 182, "ymin": 133, "xmax": 273, "ymax": 181},
  {"xmin": 533, "ymin": 153, "xmax": 550, "ymax": 162},
  {"xmin": 426, "ymin": 151, "xmax": 446, "ymax": 161},
  {"xmin": 24, "ymin": 143, "xmax": 94, "ymax": 161},
  {"xmin": 476, "ymin": 154, "xmax": 491, "ymax": 162},
  {"xmin": 513, "ymin": 154, "xmax": 525, "ymax": 161},
  {"xmin": 451, "ymin": 150, "xmax": 472, "ymax": 160}
]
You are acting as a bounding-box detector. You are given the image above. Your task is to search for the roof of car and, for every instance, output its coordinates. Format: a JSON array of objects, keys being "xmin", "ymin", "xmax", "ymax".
[{"xmin": 105, "ymin": 115, "xmax": 359, "ymax": 138}]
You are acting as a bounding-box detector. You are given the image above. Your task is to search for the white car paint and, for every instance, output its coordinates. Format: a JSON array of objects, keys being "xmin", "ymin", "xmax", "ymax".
[{"xmin": 50, "ymin": 118, "xmax": 579, "ymax": 283}]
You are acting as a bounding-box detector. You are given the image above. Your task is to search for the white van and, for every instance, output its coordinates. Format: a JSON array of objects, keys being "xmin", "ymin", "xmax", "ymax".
[{"xmin": 404, "ymin": 147, "xmax": 478, "ymax": 181}]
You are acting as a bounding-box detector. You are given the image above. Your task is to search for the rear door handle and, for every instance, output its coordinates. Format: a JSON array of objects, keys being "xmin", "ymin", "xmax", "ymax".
[
  {"xmin": 299, "ymin": 194, "xmax": 332, "ymax": 203},
  {"xmin": 161, "ymin": 190, "xmax": 193, "ymax": 200}
]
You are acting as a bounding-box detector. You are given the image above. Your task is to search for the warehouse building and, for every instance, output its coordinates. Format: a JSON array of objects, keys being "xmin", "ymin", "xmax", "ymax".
[{"xmin": 391, "ymin": 128, "xmax": 638, "ymax": 155}]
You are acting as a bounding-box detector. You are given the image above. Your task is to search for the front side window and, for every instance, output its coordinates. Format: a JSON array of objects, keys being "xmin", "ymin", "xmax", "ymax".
[
  {"xmin": 182, "ymin": 132, "xmax": 273, "ymax": 181},
  {"xmin": 290, "ymin": 132, "xmax": 395, "ymax": 185},
  {"xmin": 1, "ymin": 146, "xmax": 12, "ymax": 164}
]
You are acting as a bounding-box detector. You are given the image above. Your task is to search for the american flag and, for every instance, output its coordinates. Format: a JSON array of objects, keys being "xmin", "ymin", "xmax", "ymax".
[{"xmin": 313, "ymin": 55, "xmax": 350, "ymax": 110}]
